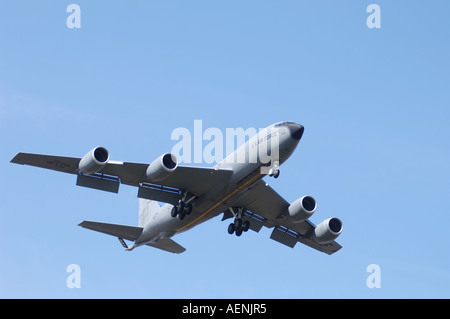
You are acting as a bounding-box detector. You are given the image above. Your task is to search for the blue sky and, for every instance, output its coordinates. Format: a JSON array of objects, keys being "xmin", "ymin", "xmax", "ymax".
[{"xmin": 1, "ymin": 1, "xmax": 449, "ymax": 298}]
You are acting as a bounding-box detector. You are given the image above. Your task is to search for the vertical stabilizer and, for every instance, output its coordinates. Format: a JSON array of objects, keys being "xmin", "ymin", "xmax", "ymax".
[{"xmin": 139, "ymin": 198, "xmax": 160, "ymax": 227}]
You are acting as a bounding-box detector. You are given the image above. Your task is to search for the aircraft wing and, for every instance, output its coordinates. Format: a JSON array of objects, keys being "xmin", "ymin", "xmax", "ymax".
[
  {"xmin": 10, "ymin": 152, "xmax": 233, "ymax": 198},
  {"xmin": 100, "ymin": 160, "xmax": 233, "ymax": 195},
  {"xmin": 232, "ymin": 179, "xmax": 342, "ymax": 255}
]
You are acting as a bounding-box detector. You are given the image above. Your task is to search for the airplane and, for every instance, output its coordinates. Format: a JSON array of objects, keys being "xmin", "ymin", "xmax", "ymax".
[{"xmin": 10, "ymin": 121, "xmax": 343, "ymax": 254}]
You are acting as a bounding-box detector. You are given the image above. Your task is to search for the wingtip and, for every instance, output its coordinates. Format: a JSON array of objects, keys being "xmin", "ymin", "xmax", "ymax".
[
  {"xmin": 78, "ymin": 221, "xmax": 88, "ymax": 227},
  {"xmin": 10, "ymin": 153, "xmax": 24, "ymax": 164}
]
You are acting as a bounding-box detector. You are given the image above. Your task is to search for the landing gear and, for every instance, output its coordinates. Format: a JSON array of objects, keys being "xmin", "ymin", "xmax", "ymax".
[
  {"xmin": 227, "ymin": 223, "xmax": 235, "ymax": 234},
  {"xmin": 228, "ymin": 218, "xmax": 250, "ymax": 236},
  {"xmin": 269, "ymin": 170, "xmax": 280, "ymax": 178},
  {"xmin": 227, "ymin": 207, "xmax": 250, "ymax": 236},
  {"xmin": 268, "ymin": 160, "xmax": 280, "ymax": 178},
  {"xmin": 171, "ymin": 191, "xmax": 195, "ymax": 220},
  {"xmin": 171, "ymin": 201, "xmax": 193, "ymax": 220}
]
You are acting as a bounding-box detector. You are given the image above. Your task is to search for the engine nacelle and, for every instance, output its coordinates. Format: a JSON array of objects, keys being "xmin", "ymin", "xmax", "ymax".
[
  {"xmin": 78, "ymin": 146, "xmax": 110, "ymax": 174},
  {"xmin": 286, "ymin": 195, "xmax": 316, "ymax": 223},
  {"xmin": 313, "ymin": 217, "xmax": 343, "ymax": 243},
  {"xmin": 146, "ymin": 153, "xmax": 178, "ymax": 182}
]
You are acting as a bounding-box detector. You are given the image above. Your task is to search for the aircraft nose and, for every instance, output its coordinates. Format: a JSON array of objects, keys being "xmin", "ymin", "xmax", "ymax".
[{"xmin": 288, "ymin": 123, "xmax": 304, "ymax": 140}]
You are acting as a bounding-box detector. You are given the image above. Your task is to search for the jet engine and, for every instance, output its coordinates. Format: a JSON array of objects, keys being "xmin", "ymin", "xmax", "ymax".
[
  {"xmin": 146, "ymin": 153, "xmax": 178, "ymax": 182},
  {"xmin": 78, "ymin": 146, "xmax": 110, "ymax": 174},
  {"xmin": 313, "ymin": 217, "xmax": 343, "ymax": 243},
  {"xmin": 286, "ymin": 195, "xmax": 316, "ymax": 223}
]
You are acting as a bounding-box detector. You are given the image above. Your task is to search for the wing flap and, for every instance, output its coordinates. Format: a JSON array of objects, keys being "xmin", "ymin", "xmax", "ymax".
[
  {"xmin": 76, "ymin": 174, "xmax": 120, "ymax": 193},
  {"xmin": 270, "ymin": 227, "xmax": 298, "ymax": 248}
]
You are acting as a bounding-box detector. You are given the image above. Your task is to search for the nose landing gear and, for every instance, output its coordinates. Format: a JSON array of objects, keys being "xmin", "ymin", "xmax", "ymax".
[
  {"xmin": 261, "ymin": 160, "xmax": 280, "ymax": 178},
  {"xmin": 268, "ymin": 160, "xmax": 280, "ymax": 178}
]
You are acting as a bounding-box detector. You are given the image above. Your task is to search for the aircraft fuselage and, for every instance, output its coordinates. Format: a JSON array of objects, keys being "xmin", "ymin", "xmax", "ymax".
[{"xmin": 133, "ymin": 122, "xmax": 304, "ymax": 248}]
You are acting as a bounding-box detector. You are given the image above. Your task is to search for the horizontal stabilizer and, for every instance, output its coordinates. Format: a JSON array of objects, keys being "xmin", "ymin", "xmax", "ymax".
[
  {"xmin": 146, "ymin": 237, "xmax": 186, "ymax": 254},
  {"xmin": 79, "ymin": 221, "xmax": 143, "ymax": 241}
]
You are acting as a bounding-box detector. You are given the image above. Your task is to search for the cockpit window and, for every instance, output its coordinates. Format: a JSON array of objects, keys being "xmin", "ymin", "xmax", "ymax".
[{"xmin": 274, "ymin": 121, "xmax": 295, "ymax": 127}]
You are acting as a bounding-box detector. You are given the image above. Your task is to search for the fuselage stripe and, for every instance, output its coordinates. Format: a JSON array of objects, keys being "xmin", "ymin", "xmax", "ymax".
[{"xmin": 175, "ymin": 173, "xmax": 262, "ymax": 232}]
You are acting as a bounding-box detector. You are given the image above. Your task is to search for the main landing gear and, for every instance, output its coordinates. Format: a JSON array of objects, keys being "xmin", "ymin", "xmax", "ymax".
[
  {"xmin": 171, "ymin": 201, "xmax": 192, "ymax": 220},
  {"xmin": 171, "ymin": 192, "xmax": 195, "ymax": 220},
  {"xmin": 228, "ymin": 218, "xmax": 250, "ymax": 236},
  {"xmin": 227, "ymin": 207, "xmax": 250, "ymax": 237}
]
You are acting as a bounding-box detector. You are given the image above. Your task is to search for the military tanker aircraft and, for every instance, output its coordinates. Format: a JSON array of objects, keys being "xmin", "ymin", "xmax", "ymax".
[{"xmin": 10, "ymin": 121, "xmax": 343, "ymax": 254}]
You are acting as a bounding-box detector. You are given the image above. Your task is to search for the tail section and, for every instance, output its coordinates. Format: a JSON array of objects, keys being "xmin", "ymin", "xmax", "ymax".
[
  {"xmin": 78, "ymin": 199, "xmax": 186, "ymax": 254},
  {"xmin": 139, "ymin": 198, "xmax": 160, "ymax": 227}
]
